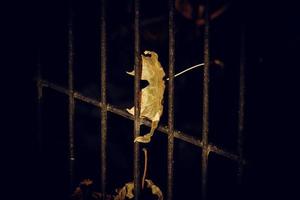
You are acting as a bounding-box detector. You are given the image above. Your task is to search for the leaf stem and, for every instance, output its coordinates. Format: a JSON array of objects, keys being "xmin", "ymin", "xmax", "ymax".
[
  {"xmin": 166, "ymin": 63, "xmax": 204, "ymax": 80},
  {"xmin": 142, "ymin": 148, "xmax": 148, "ymax": 189},
  {"xmin": 166, "ymin": 60, "xmax": 224, "ymax": 80}
]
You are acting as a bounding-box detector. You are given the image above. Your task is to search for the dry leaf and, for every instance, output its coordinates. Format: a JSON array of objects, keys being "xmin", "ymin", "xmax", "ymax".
[
  {"xmin": 114, "ymin": 182, "xmax": 135, "ymax": 200},
  {"xmin": 71, "ymin": 179, "xmax": 113, "ymax": 200},
  {"xmin": 71, "ymin": 187, "xmax": 83, "ymax": 200},
  {"xmin": 114, "ymin": 179, "xmax": 163, "ymax": 200},
  {"xmin": 145, "ymin": 179, "xmax": 163, "ymax": 200},
  {"xmin": 127, "ymin": 51, "xmax": 165, "ymax": 143},
  {"xmin": 80, "ymin": 179, "xmax": 93, "ymax": 186}
]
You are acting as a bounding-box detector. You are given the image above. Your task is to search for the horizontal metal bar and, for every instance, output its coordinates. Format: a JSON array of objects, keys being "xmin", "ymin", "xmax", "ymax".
[{"xmin": 39, "ymin": 79, "xmax": 243, "ymax": 163}]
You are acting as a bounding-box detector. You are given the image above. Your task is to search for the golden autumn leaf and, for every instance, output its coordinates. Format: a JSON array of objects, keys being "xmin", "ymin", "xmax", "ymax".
[
  {"xmin": 145, "ymin": 179, "xmax": 163, "ymax": 200},
  {"xmin": 127, "ymin": 51, "xmax": 166, "ymax": 143},
  {"xmin": 113, "ymin": 179, "xmax": 163, "ymax": 200},
  {"xmin": 114, "ymin": 182, "xmax": 135, "ymax": 200}
]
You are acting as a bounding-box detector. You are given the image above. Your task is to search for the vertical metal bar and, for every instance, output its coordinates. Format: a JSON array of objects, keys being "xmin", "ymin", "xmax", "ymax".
[
  {"xmin": 237, "ymin": 23, "xmax": 245, "ymax": 184},
  {"xmin": 100, "ymin": 0, "xmax": 108, "ymax": 199},
  {"xmin": 133, "ymin": 0, "xmax": 141, "ymax": 199},
  {"xmin": 201, "ymin": 0, "xmax": 210, "ymax": 199},
  {"xmin": 37, "ymin": 52, "xmax": 43, "ymax": 154},
  {"xmin": 68, "ymin": 0, "xmax": 75, "ymax": 190},
  {"xmin": 167, "ymin": 0, "xmax": 175, "ymax": 200}
]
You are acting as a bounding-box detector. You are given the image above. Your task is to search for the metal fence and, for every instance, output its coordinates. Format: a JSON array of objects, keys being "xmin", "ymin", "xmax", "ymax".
[{"xmin": 36, "ymin": 0, "xmax": 245, "ymax": 199}]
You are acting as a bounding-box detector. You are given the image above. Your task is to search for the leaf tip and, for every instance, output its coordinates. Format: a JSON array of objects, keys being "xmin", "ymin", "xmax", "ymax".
[{"xmin": 126, "ymin": 70, "xmax": 135, "ymax": 76}]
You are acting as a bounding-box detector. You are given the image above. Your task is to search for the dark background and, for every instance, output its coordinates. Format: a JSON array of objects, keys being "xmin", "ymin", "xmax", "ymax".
[{"xmin": 3, "ymin": 0, "xmax": 299, "ymax": 199}]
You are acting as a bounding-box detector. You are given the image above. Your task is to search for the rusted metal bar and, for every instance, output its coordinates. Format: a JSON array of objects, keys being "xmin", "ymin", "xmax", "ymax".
[
  {"xmin": 237, "ymin": 23, "xmax": 245, "ymax": 184},
  {"xmin": 100, "ymin": 0, "xmax": 107, "ymax": 198},
  {"xmin": 40, "ymin": 80, "xmax": 244, "ymax": 163},
  {"xmin": 133, "ymin": 0, "xmax": 141, "ymax": 199},
  {"xmin": 167, "ymin": 0, "xmax": 175, "ymax": 200},
  {"xmin": 68, "ymin": 0, "xmax": 75, "ymax": 190},
  {"xmin": 201, "ymin": 0, "xmax": 210, "ymax": 199}
]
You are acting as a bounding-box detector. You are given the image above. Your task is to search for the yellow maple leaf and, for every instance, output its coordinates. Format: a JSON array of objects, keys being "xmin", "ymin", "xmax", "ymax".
[{"xmin": 127, "ymin": 51, "xmax": 165, "ymax": 143}]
